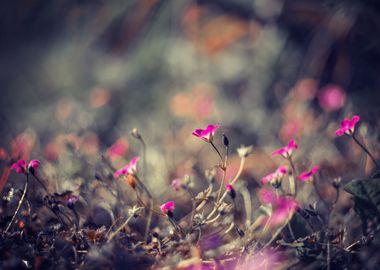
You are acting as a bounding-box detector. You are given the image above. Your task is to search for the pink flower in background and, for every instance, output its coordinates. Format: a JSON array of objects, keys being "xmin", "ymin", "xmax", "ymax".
[
  {"xmin": 192, "ymin": 124, "xmax": 220, "ymax": 142},
  {"xmin": 171, "ymin": 178, "xmax": 182, "ymax": 191},
  {"xmin": 107, "ymin": 138, "xmax": 128, "ymax": 160},
  {"xmin": 261, "ymin": 165, "xmax": 288, "ymax": 185},
  {"xmin": 259, "ymin": 188, "xmax": 298, "ymax": 226},
  {"xmin": 298, "ymin": 166, "xmax": 319, "ymax": 182},
  {"xmin": 318, "ymin": 84, "xmax": 346, "ymax": 112},
  {"xmin": 258, "ymin": 188, "xmax": 277, "ymax": 204},
  {"xmin": 272, "ymin": 139, "xmax": 298, "ymax": 158},
  {"xmin": 11, "ymin": 159, "xmax": 40, "ymax": 174},
  {"xmin": 335, "ymin": 115, "xmax": 360, "ymax": 136},
  {"xmin": 114, "ymin": 156, "xmax": 140, "ymax": 177},
  {"xmin": 160, "ymin": 201, "xmax": 175, "ymax": 214}
]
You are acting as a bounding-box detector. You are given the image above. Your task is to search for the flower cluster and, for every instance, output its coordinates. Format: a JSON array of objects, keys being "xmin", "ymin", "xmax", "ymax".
[{"xmin": 11, "ymin": 159, "xmax": 40, "ymax": 174}]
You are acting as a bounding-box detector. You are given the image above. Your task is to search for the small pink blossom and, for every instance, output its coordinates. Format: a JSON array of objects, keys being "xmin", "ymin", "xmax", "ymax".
[
  {"xmin": 160, "ymin": 201, "xmax": 175, "ymax": 214},
  {"xmin": 114, "ymin": 156, "xmax": 140, "ymax": 178},
  {"xmin": 192, "ymin": 124, "xmax": 220, "ymax": 142},
  {"xmin": 261, "ymin": 165, "xmax": 288, "ymax": 185},
  {"xmin": 272, "ymin": 139, "xmax": 298, "ymax": 158},
  {"xmin": 258, "ymin": 188, "xmax": 277, "ymax": 204},
  {"xmin": 11, "ymin": 159, "xmax": 40, "ymax": 174},
  {"xmin": 171, "ymin": 178, "xmax": 182, "ymax": 191},
  {"xmin": 335, "ymin": 115, "xmax": 360, "ymax": 136},
  {"xmin": 318, "ymin": 84, "xmax": 346, "ymax": 112},
  {"xmin": 298, "ymin": 166, "xmax": 319, "ymax": 182},
  {"xmin": 226, "ymin": 183, "xmax": 233, "ymax": 192}
]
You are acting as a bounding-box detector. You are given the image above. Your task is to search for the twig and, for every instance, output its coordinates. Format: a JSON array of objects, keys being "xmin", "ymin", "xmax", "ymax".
[
  {"xmin": 352, "ymin": 134, "xmax": 380, "ymax": 170},
  {"xmin": 107, "ymin": 215, "xmax": 134, "ymax": 242},
  {"xmin": 4, "ymin": 174, "xmax": 29, "ymax": 234}
]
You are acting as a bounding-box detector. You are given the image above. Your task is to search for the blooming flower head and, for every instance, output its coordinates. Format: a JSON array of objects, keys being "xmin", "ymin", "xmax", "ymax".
[
  {"xmin": 272, "ymin": 139, "xmax": 298, "ymax": 158},
  {"xmin": 318, "ymin": 84, "xmax": 346, "ymax": 112},
  {"xmin": 335, "ymin": 115, "xmax": 360, "ymax": 136},
  {"xmin": 192, "ymin": 124, "xmax": 220, "ymax": 142},
  {"xmin": 261, "ymin": 165, "xmax": 288, "ymax": 185},
  {"xmin": 160, "ymin": 201, "xmax": 175, "ymax": 215},
  {"xmin": 114, "ymin": 156, "xmax": 140, "ymax": 178},
  {"xmin": 298, "ymin": 166, "xmax": 319, "ymax": 182},
  {"xmin": 11, "ymin": 159, "xmax": 40, "ymax": 174}
]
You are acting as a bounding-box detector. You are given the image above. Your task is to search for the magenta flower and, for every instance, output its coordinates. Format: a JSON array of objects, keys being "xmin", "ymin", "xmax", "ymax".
[
  {"xmin": 272, "ymin": 139, "xmax": 298, "ymax": 158},
  {"xmin": 298, "ymin": 166, "xmax": 319, "ymax": 182},
  {"xmin": 11, "ymin": 159, "xmax": 40, "ymax": 174},
  {"xmin": 335, "ymin": 115, "xmax": 360, "ymax": 136},
  {"xmin": 171, "ymin": 178, "xmax": 182, "ymax": 191},
  {"xmin": 261, "ymin": 165, "xmax": 288, "ymax": 185},
  {"xmin": 192, "ymin": 124, "xmax": 220, "ymax": 142},
  {"xmin": 114, "ymin": 156, "xmax": 140, "ymax": 178},
  {"xmin": 318, "ymin": 84, "xmax": 346, "ymax": 112},
  {"xmin": 160, "ymin": 201, "xmax": 175, "ymax": 214},
  {"xmin": 259, "ymin": 188, "xmax": 298, "ymax": 226}
]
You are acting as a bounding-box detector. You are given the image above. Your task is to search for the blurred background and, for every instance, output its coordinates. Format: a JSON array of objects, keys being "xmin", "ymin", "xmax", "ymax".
[{"xmin": 1, "ymin": 0, "xmax": 380, "ymax": 199}]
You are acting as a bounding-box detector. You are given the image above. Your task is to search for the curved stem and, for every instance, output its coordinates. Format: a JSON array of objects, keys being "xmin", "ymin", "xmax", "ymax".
[
  {"xmin": 32, "ymin": 174, "xmax": 50, "ymax": 195},
  {"xmin": 107, "ymin": 215, "xmax": 134, "ymax": 242},
  {"xmin": 4, "ymin": 174, "xmax": 29, "ymax": 234},
  {"xmin": 134, "ymin": 175, "xmax": 153, "ymax": 242},
  {"xmin": 210, "ymin": 142, "xmax": 224, "ymax": 163},
  {"xmin": 352, "ymin": 134, "xmax": 380, "ymax": 170}
]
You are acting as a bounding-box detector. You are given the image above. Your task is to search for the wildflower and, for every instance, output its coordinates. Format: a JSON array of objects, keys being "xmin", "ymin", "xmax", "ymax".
[
  {"xmin": 160, "ymin": 201, "xmax": 175, "ymax": 217},
  {"xmin": 261, "ymin": 166, "xmax": 288, "ymax": 186},
  {"xmin": 114, "ymin": 156, "xmax": 140, "ymax": 178},
  {"xmin": 107, "ymin": 138, "xmax": 128, "ymax": 160},
  {"xmin": 171, "ymin": 178, "xmax": 182, "ymax": 191},
  {"xmin": 192, "ymin": 124, "xmax": 220, "ymax": 142},
  {"xmin": 237, "ymin": 145, "xmax": 253, "ymax": 158},
  {"xmin": 11, "ymin": 159, "xmax": 40, "ymax": 174},
  {"xmin": 318, "ymin": 84, "xmax": 346, "ymax": 112},
  {"xmin": 335, "ymin": 115, "xmax": 360, "ymax": 136},
  {"xmin": 258, "ymin": 188, "xmax": 298, "ymax": 226},
  {"xmin": 298, "ymin": 166, "xmax": 319, "ymax": 182},
  {"xmin": 272, "ymin": 139, "xmax": 298, "ymax": 158}
]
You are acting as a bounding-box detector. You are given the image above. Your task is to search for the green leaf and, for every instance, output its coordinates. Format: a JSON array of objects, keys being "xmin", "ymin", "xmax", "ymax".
[{"xmin": 344, "ymin": 178, "xmax": 380, "ymax": 224}]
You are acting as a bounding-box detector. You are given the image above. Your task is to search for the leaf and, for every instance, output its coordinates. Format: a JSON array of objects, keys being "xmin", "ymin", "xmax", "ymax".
[{"xmin": 344, "ymin": 178, "xmax": 380, "ymax": 225}]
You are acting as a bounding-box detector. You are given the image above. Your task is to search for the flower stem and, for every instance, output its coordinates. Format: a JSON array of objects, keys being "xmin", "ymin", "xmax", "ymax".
[
  {"xmin": 352, "ymin": 134, "xmax": 380, "ymax": 170},
  {"xmin": 210, "ymin": 141, "xmax": 224, "ymax": 163},
  {"xmin": 107, "ymin": 215, "xmax": 134, "ymax": 242},
  {"xmin": 134, "ymin": 175, "xmax": 153, "ymax": 243},
  {"xmin": 4, "ymin": 173, "xmax": 29, "ymax": 234},
  {"xmin": 287, "ymin": 156, "xmax": 297, "ymax": 196}
]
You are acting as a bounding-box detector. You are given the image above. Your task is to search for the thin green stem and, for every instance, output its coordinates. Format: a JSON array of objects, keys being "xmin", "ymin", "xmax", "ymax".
[
  {"xmin": 287, "ymin": 156, "xmax": 297, "ymax": 196},
  {"xmin": 4, "ymin": 174, "xmax": 29, "ymax": 234},
  {"xmin": 352, "ymin": 134, "xmax": 380, "ymax": 170},
  {"xmin": 210, "ymin": 141, "xmax": 224, "ymax": 163}
]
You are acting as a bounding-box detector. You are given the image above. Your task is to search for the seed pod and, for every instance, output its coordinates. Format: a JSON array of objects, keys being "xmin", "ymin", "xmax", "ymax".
[
  {"xmin": 223, "ymin": 133, "xmax": 229, "ymax": 147},
  {"xmin": 126, "ymin": 174, "xmax": 137, "ymax": 189}
]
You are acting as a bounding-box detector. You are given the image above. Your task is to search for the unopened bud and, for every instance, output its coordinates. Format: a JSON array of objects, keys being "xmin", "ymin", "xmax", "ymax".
[{"xmin": 223, "ymin": 133, "xmax": 229, "ymax": 147}]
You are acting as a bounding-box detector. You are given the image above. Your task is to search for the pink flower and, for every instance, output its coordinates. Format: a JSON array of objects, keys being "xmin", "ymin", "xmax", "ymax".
[
  {"xmin": 298, "ymin": 166, "xmax": 319, "ymax": 182},
  {"xmin": 171, "ymin": 178, "xmax": 182, "ymax": 191},
  {"xmin": 11, "ymin": 159, "xmax": 40, "ymax": 174},
  {"xmin": 114, "ymin": 156, "xmax": 140, "ymax": 178},
  {"xmin": 272, "ymin": 139, "xmax": 298, "ymax": 158},
  {"xmin": 192, "ymin": 124, "xmax": 220, "ymax": 142},
  {"xmin": 318, "ymin": 84, "xmax": 346, "ymax": 112},
  {"xmin": 261, "ymin": 165, "xmax": 288, "ymax": 185},
  {"xmin": 107, "ymin": 138, "xmax": 128, "ymax": 160},
  {"xmin": 160, "ymin": 201, "xmax": 175, "ymax": 214},
  {"xmin": 258, "ymin": 188, "xmax": 298, "ymax": 226},
  {"xmin": 335, "ymin": 115, "xmax": 360, "ymax": 136}
]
